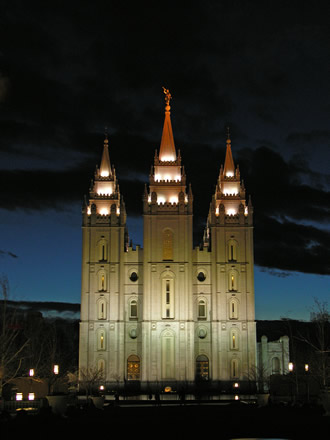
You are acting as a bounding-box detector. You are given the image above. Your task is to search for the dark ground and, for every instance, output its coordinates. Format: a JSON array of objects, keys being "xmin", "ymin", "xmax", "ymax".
[{"xmin": 1, "ymin": 401, "xmax": 329, "ymax": 439}]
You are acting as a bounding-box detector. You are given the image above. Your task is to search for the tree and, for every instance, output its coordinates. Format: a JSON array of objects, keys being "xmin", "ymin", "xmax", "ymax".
[
  {"xmin": 304, "ymin": 299, "xmax": 330, "ymax": 389},
  {"xmin": 0, "ymin": 276, "xmax": 30, "ymax": 398},
  {"xmin": 76, "ymin": 366, "xmax": 104, "ymax": 398}
]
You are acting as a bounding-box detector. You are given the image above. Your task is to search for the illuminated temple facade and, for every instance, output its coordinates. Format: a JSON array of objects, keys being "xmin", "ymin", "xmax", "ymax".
[{"xmin": 79, "ymin": 91, "xmax": 260, "ymax": 392}]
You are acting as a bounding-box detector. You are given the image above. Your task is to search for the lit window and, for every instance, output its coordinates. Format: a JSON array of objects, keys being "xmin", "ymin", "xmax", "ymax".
[
  {"xmin": 28, "ymin": 393, "xmax": 35, "ymax": 401},
  {"xmin": 127, "ymin": 355, "xmax": 140, "ymax": 381},
  {"xmin": 196, "ymin": 355, "xmax": 209, "ymax": 381},
  {"xmin": 16, "ymin": 393, "xmax": 23, "ymax": 401}
]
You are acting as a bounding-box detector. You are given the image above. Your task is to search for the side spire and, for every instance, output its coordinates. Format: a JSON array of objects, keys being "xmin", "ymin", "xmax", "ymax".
[
  {"xmin": 223, "ymin": 127, "xmax": 235, "ymax": 177},
  {"xmin": 159, "ymin": 87, "xmax": 176, "ymax": 162},
  {"xmin": 99, "ymin": 130, "xmax": 111, "ymax": 177}
]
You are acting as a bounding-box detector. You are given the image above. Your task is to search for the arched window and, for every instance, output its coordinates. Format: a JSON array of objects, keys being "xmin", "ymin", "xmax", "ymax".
[
  {"xmin": 228, "ymin": 270, "xmax": 238, "ymax": 291},
  {"xmin": 127, "ymin": 355, "xmax": 140, "ymax": 381},
  {"xmin": 198, "ymin": 299, "xmax": 207, "ymax": 320},
  {"xmin": 162, "ymin": 278, "xmax": 174, "ymax": 318},
  {"xmin": 196, "ymin": 355, "xmax": 209, "ymax": 381},
  {"xmin": 98, "ymin": 238, "xmax": 108, "ymax": 262},
  {"xmin": 272, "ymin": 357, "xmax": 280, "ymax": 374},
  {"xmin": 97, "ymin": 298, "xmax": 107, "ymax": 320},
  {"xmin": 230, "ymin": 328, "xmax": 239, "ymax": 350},
  {"xmin": 97, "ymin": 358, "xmax": 105, "ymax": 377},
  {"xmin": 231, "ymin": 358, "xmax": 239, "ymax": 378},
  {"xmin": 161, "ymin": 330, "xmax": 175, "ymax": 379},
  {"xmin": 97, "ymin": 329, "xmax": 106, "ymax": 351},
  {"xmin": 129, "ymin": 299, "xmax": 138, "ymax": 319},
  {"xmin": 228, "ymin": 239, "xmax": 238, "ymax": 262},
  {"xmin": 163, "ymin": 229, "xmax": 173, "ymax": 260},
  {"xmin": 98, "ymin": 270, "xmax": 107, "ymax": 292},
  {"xmin": 229, "ymin": 298, "xmax": 239, "ymax": 320}
]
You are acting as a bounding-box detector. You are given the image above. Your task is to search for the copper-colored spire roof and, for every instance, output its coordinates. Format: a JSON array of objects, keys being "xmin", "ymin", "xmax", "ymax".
[
  {"xmin": 159, "ymin": 87, "xmax": 177, "ymax": 162},
  {"xmin": 223, "ymin": 128, "xmax": 235, "ymax": 177},
  {"xmin": 99, "ymin": 133, "xmax": 111, "ymax": 177}
]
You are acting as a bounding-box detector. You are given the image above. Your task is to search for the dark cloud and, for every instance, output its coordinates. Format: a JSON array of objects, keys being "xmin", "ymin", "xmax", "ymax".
[
  {"xmin": 0, "ymin": 250, "xmax": 18, "ymax": 259},
  {"xmin": 1, "ymin": 1, "xmax": 330, "ymax": 280}
]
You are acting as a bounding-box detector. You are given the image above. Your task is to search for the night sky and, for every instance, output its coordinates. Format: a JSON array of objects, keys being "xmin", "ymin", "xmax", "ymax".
[{"xmin": 1, "ymin": 1, "xmax": 329, "ymax": 320}]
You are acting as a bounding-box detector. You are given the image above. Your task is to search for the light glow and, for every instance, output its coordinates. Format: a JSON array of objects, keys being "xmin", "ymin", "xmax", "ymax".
[
  {"xmin": 28, "ymin": 393, "xmax": 35, "ymax": 401},
  {"xmin": 160, "ymin": 155, "xmax": 175, "ymax": 162},
  {"xmin": 305, "ymin": 364, "xmax": 309, "ymax": 372},
  {"xmin": 157, "ymin": 196, "xmax": 166, "ymax": 204},
  {"xmin": 100, "ymin": 208, "xmax": 109, "ymax": 215},
  {"xmin": 223, "ymin": 188, "xmax": 238, "ymax": 195},
  {"xmin": 16, "ymin": 393, "xmax": 23, "ymax": 401},
  {"xmin": 97, "ymin": 187, "xmax": 112, "ymax": 196},
  {"xmin": 226, "ymin": 171, "xmax": 234, "ymax": 177},
  {"xmin": 234, "ymin": 395, "xmax": 239, "ymax": 400},
  {"xmin": 87, "ymin": 206, "xmax": 91, "ymax": 215},
  {"xmin": 169, "ymin": 196, "xmax": 178, "ymax": 204},
  {"xmin": 227, "ymin": 208, "xmax": 237, "ymax": 216},
  {"xmin": 29, "ymin": 369, "xmax": 34, "ymax": 377},
  {"xmin": 288, "ymin": 362, "xmax": 294, "ymax": 372},
  {"xmin": 53, "ymin": 364, "xmax": 59, "ymax": 375},
  {"xmin": 100, "ymin": 171, "xmax": 110, "ymax": 177}
]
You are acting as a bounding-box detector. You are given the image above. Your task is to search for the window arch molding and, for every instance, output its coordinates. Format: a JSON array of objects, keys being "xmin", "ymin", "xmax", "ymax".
[
  {"xmin": 230, "ymin": 327, "xmax": 239, "ymax": 350},
  {"xmin": 160, "ymin": 270, "xmax": 175, "ymax": 319},
  {"xmin": 229, "ymin": 297, "xmax": 239, "ymax": 320},
  {"xmin": 97, "ymin": 297, "xmax": 107, "ymax": 320},
  {"xmin": 228, "ymin": 269, "xmax": 239, "ymax": 292},
  {"xmin": 127, "ymin": 355, "xmax": 141, "ymax": 381},
  {"xmin": 128, "ymin": 296, "xmax": 138, "ymax": 320},
  {"xmin": 97, "ymin": 238, "xmax": 108, "ymax": 262},
  {"xmin": 231, "ymin": 357, "xmax": 240, "ymax": 378},
  {"xmin": 197, "ymin": 296, "xmax": 208, "ymax": 320},
  {"xmin": 162, "ymin": 228, "xmax": 174, "ymax": 261},
  {"xmin": 227, "ymin": 238, "xmax": 238, "ymax": 262},
  {"xmin": 97, "ymin": 269, "xmax": 107, "ymax": 292},
  {"xmin": 96, "ymin": 328, "xmax": 106, "ymax": 351}
]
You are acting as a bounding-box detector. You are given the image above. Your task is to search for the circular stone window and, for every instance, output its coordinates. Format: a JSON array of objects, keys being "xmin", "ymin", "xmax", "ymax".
[
  {"xmin": 197, "ymin": 272, "xmax": 206, "ymax": 282},
  {"xmin": 129, "ymin": 328, "xmax": 137, "ymax": 339},
  {"xmin": 130, "ymin": 272, "xmax": 138, "ymax": 282},
  {"xmin": 198, "ymin": 328, "xmax": 207, "ymax": 339}
]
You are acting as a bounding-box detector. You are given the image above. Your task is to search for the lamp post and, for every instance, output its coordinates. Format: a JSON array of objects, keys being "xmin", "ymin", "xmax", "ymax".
[{"xmin": 305, "ymin": 364, "xmax": 310, "ymax": 404}]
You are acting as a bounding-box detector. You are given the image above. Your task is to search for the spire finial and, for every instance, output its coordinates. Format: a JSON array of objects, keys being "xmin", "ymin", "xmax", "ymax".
[
  {"xmin": 226, "ymin": 126, "xmax": 231, "ymax": 144},
  {"xmin": 162, "ymin": 86, "xmax": 172, "ymax": 112},
  {"xmin": 104, "ymin": 126, "xmax": 109, "ymax": 146}
]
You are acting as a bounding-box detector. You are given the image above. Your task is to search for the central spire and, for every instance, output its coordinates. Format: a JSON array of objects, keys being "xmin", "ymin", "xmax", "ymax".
[
  {"xmin": 223, "ymin": 128, "xmax": 235, "ymax": 177},
  {"xmin": 159, "ymin": 87, "xmax": 177, "ymax": 162}
]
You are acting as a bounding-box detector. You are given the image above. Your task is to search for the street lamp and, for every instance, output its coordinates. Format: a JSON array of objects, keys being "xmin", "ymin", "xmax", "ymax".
[
  {"xmin": 305, "ymin": 364, "xmax": 309, "ymax": 372},
  {"xmin": 29, "ymin": 368, "xmax": 34, "ymax": 377},
  {"xmin": 288, "ymin": 362, "xmax": 294, "ymax": 372},
  {"xmin": 53, "ymin": 364, "xmax": 59, "ymax": 375}
]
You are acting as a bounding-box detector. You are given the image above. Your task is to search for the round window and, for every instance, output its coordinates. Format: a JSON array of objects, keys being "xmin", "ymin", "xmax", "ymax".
[
  {"xmin": 130, "ymin": 272, "xmax": 138, "ymax": 282},
  {"xmin": 197, "ymin": 272, "xmax": 206, "ymax": 282}
]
